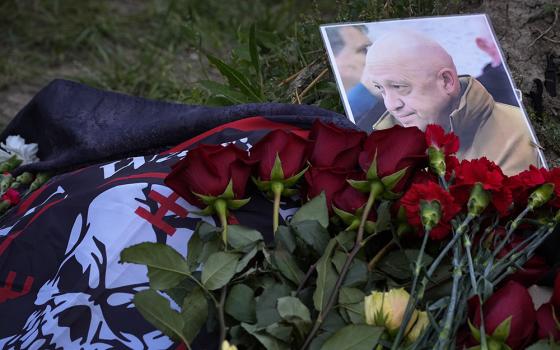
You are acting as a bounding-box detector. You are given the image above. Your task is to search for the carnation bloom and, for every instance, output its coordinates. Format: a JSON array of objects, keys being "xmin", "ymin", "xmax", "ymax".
[
  {"xmin": 401, "ymin": 181, "xmax": 461, "ymax": 240},
  {"xmin": 450, "ymin": 158, "xmax": 511, "ymax": 216},
  {"xmin": 506, "ymin": 166, "xmax": 560, "ymax": 209},
  {"xmin": 425, "ymin": 124, "xmax": 459, "ymax": 155},
  {"xmin": 1, "ymin": 188, "xmax": 20, "ymax": 205}
]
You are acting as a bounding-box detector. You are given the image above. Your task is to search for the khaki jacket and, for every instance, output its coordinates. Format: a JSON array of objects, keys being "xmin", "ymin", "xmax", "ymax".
[{"xmin": 373, "ymin": 76, "xmax": 542, "ymax": 175}]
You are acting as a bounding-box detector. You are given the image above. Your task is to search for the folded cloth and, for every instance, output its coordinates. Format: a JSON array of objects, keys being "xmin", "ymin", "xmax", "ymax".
[
  {"xmin": 2, "ymin": 79, "xmax": 353, "ymax": 175},
  {"xmin": 0, "ymin": 80, "xmax": 355, "ymax": 350}
]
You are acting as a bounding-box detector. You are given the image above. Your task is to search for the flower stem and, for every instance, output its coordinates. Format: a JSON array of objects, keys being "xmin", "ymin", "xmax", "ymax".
[
  {"xmin": 367, "ymin": 240, "xmax": 395, "ymax": 271},
  {"xmin": 492, "ymin": 206, "xmax": 532, "ymax": 258},
  {"xmin": 437, "ymin": 237, "xmax": 462, "ymax": 349},
  {"xmin": 391, "ymin": 230, "xmax": 430, "ymax": 349},
  {"xmin": 271, "ymin": 181, "xmax": 284, "ymax": 234},
  {"xmin": 218, "ymin": 285, "xmax": 228, "ymax": 346},
  {"xmin": 214, "ymin": 199, "xmax": 228, "ymax": 247},
  {"xmin": 300, "ymin": 181, "xmax": 383, "ymax": 350}
]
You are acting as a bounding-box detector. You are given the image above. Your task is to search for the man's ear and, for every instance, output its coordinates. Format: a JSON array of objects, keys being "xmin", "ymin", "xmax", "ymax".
[{"xmin": 439, "ymin": 68, "xmax": 457, "ymax": 94}]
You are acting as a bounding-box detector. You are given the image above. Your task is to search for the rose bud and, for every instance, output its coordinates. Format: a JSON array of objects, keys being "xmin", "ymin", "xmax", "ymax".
[
  {"xmin": 364, "ymin": 288, "xmax": 418, "ymax": 337},
  {"xmin": 406, "ymin": 310, "xmax": 429, "ymax": 344},
  {"xmin": 424, "ymin": 124, "xmax": 459, "ymax": 177},
  {"xmin": 308, "ymin": 119, "xmax": 366, "ymax": 170},
  {"xmin": 250, "ymin": 129, "xmax": 312, "ymax": 233},
  {"xmin": 468, "ymin": 281, "xmax": 536, "ymax": 350},
  {"xmin": 165, "ymin": 143, "xmax": 253, "ymax": 243},
  {"xmin": 401, "ymin": 181, "xmax": 460, "ymax": 240},
  {"xmin": 332, "ymin": 181, "xmax": 376, "ymax": 233},
  {"xmin": 221, "ymin": 340, "xmax": 238, "ymax": 350},
  {"xmin": 353, "ymin": 125, "xmax": 427, "ymax": 198},
  {"xmin": 304, "ymin": 167, "xmax": 349, "ymax": 213}
]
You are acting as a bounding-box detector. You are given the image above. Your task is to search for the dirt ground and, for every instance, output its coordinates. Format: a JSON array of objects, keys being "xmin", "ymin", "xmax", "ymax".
[{"xmin": 1, "ymin": 0, "xmax": 558, "ymax": 164}]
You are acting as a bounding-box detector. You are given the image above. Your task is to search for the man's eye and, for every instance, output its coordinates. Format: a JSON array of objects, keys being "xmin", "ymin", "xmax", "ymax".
[
  {"xmin": 391, "ymin": 84, "xmax": 407, "ymax": 90},
  {"xmin": 373, "ymin": 84, "xmax": 383, "ymax": 92}
]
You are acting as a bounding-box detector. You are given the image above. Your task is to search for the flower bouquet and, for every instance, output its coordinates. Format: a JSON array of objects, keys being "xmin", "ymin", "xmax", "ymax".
[{"xmin": 120, "ymin": 120, "xmax": 560, "ymax": 350}]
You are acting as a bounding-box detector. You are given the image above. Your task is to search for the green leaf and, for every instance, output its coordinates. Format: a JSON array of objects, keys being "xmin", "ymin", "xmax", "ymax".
[
  {"xmin": 227, "ymin": 225, "xmax": 263, "ymax": 252},
  {"xmin": 236, "ymin": 246, "xmax": 258, "ymax": 273},
  {"xmin": 181, "ymin": 287, "xmax": 208, "ymax": 343},
  {"xmin": 249, "ymin": 23, "xmax": 261, "ymax": 84},
  {"xmin": 256, "ymin": 283, "xmax": 291, "ymax": 328},
  {"xmin": 121, "ymin": 242, "xmax": 191, "ymax": 289},
  {"xmin": 270, "ymin": 154, "xmax": 285, "ymax": 181},
  {"xmin": 276, "ymin": 225, "xmax": 296, "ymax": 253},
  {"xmin": 314, "ymin": 239, "xmax": 338, "ymax": 311},
  {"xmin": 309, "ymin": 332, "xmax": 331, "ymax": 350},
  {"xmin": 265, "ymin": 323, "xmax": 293, "ymax": 343},
  {"xmin": 147, "ymin": 266, "xmax": 188, "ymax": 290},
  {"xmin": 201, "ymin": 252, "xmax": 241, "ymax": 290},
  {"xmin": 374, "ymin": 201, "xmax": 392, "ymax": 234},
  {"xmin": 321, "ymin": 325, "xmax": 383, "ymax": 350},
  {"xmin": 339, "ymin": 287, "xmax": 365, "ymax": 305},
  {"xmin": 186, "ymin": 232, "xmax": 203, "ymax": 272},
  {"xmin": 277, "ymin": 296, "xmax": 311, "ymax": 323},
  {"xmin": 198, "ymin": 238, "xmax": 220, "ymax": 265},
  {"xmin": 343, "ymin": 258, "xmax": 368, "ymax": 288},
  {"xmin": 291, "ymin": 220, "xmax": 329, "ymax": 255},
  {"xmin": 273, "ymin": 249, "xmax": 305, "ymax": 285},
  {"xmin": 321, "ymin": 310, "xmax": 347, "ymax": 333},
  {"xmin": 241, "ymin": 323, "xmax": 289, "ymax": 350},
  {"xmin": 292, "ymin": 192, "xmax": 329, "ymax": 228},
  {"xmin": 206, "ymin": 54, "xmax": 262, "ymax": 101},
  {"xmin": 196, "ymin": 222, "xmax": 219, "ymax": 242},
  {"xmin": 380, "ymin": 167, "xmax": 408, "ymax": 191},
  {"xmin": 199, "ymin": 80, "xmax": 251, "ymax": 104},
  {"xmin": 225, "ymin": 284, "xmax": 256, "ymax": 323},
  {"xmin": 133, "ymin": 289, "xmax": 185, "ymax": 343},
  {"xmin": 377, "ymin": 249, "xmax": 433, "ymax": 280},
  {"xmin": 334, "ymin": 231, "xmax": 356, "ymax": 252}
]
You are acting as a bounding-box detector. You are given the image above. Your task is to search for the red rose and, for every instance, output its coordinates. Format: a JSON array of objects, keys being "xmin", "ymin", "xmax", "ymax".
[
  {"xmin": 165, "ymin": 144, "xmax": 253, "ymax": 207},
  {"xmin": 308, "ymin": 120, "xmax": 366, "ymax": 169},
  {"xmin": 450, "ymin": 158, "xmax": 512, "ymax": 216},
  {"xmin": 304, "ymin": 167, "xmax": 348, "ymax": 212},
  {"xmin": 1, "ymin": 188, "xmax": 20, "ymax": 205},
  {"xmin": 400, "ymin": 181, "xmax": 460, "ymax": 240},
  {"xmin": 425, "ymin": 124, "xmax": 459, "ymax": 155},
  {"xmin": 536, "ymin": 303, "xmax": 560, "ymax": 341},
  {"xmin": 332, "ymin": 183, "xmax": 375, "ymax": 220},
  {"xmin": 358, "ymin": 125, "xmax": 427, "ymax": 193},
  {"xmin": 536, "ymin": 273, "xmax": 560, "ymax": 340},
  {"xmin": 469, "ymin": 281, "xmax": 536, "ymax": 350},
  {"xmin": 250, "ymin": 129, "xmax": 311, "ymax": 181}
]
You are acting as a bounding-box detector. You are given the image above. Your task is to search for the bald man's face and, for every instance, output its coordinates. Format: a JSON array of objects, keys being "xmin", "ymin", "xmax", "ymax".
[{"xmin": 365, "ymin": 58, "xmax": 455, "ymax": 130}]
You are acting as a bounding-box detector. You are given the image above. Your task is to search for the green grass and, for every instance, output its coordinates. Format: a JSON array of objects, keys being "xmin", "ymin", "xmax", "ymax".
[{"xmin": 0, "ymin": 0, "xmax": 469, "ymax": 109}]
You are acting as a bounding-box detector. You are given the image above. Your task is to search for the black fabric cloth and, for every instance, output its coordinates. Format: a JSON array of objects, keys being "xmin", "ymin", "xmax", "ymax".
[{"xmin": 2, "ymin": 79, "xmax": 353, "ymax": 174}]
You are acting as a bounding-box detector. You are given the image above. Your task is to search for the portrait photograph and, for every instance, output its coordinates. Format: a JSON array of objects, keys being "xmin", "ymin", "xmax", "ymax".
[{"xmin": 321, "ymin": 14, "xmax": 546, "ymax": 175}]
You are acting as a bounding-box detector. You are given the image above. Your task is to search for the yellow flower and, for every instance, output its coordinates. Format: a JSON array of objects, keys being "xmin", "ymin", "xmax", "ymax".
[
  {"xmin": 221, "ymin": 340, "xmax": 238, "ymax": 350},
  {"xmin": 364, "ymin": 288, "xmax": 418, "ymax": 336},
  {"xmin": 406, "ymin": 310, "xmax": 429, "ymax": 343}
]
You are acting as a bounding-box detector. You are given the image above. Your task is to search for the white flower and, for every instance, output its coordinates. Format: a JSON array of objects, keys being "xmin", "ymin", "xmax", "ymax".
[{"xmin": 0, "ymin": 135, "xmax": 40, "ymax": 165}]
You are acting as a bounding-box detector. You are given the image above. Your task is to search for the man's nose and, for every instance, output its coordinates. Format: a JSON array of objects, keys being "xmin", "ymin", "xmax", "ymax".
[{"xmin": 384, "ymin": 91, "xmax": 404, "ymax": 113}]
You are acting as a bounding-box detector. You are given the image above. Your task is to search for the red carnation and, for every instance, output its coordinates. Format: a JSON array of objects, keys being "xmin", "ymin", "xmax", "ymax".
[
  {"xmin": 165, "ymin": 144, "xmax": 253, "ymax": 208},
  {"xmin": 506, "ymin": 166, "xmax": 560, "ymax": 208},
  {"xmin": 308, "ymin": 120, "xmax": 366, "ymax": 170},
  {"xmin": 400, "ymin": 181, "xmax": 460, "ymax": 240},
  {"xmin": 425, "ymin": 124, "xmax": 459, "ymax": 155},
  {"xmin": 359, "ymin": 125, "xmax": 427, "ymax": 193},
  {"xmin": 450, "ymin": 158, "xmax": 512, "ymax": 216},
  {"xmin": 469, "ymin": 281, "xmax": 536, "ymax": 350},
  {"xmin": 1, "ymin": 188, "xmax": 20, "ymax": 205},
  {"xmin": 250, "ymin": 129, "xmax": 311, "ymax": 181}
]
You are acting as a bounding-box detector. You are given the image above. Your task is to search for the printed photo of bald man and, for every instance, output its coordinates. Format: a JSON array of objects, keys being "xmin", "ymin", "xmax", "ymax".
[{"xmin": 321, "ymin": 14, "xmax": 545, "ymax": 175}]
